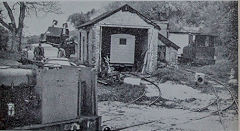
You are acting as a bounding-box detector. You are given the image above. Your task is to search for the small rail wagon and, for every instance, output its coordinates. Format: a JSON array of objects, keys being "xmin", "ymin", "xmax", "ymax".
[{"xmin": 0, "ymin": 66, "xmax": 101, "ymax": 130}]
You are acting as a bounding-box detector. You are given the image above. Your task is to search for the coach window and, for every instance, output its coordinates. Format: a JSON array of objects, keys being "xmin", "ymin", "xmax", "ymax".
[{"xmin": 119, "ymin": 38, "xmax": 127, "ymax": 45}]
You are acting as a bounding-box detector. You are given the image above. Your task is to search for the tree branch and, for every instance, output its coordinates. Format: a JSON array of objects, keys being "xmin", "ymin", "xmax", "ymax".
[
  {"xmin": 3, "ymin": 2, "xmax": 16, "ymax": 29},
  {"xmin": 25, "ymin": 1, "xmax": 62, "ymax": 15},
  {"xmin": 25, "ymin": 2, "xmax": 38, "ymax": 16},
  {"xmin": 0, "ymin": 18, "xmax": 12, "ymax": 31},
  {"xmin": 17, "ymin": 2, "xmax": 26, "ymax": 34},
  {"xmin": 12, "ymin": 2, "xmax": 20, "ymax": 11}
]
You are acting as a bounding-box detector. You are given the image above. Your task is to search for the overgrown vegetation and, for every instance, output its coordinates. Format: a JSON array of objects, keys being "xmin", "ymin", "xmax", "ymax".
[
  {"xmin": 190, "ymin": 60, "xmax": 232, "ymax": 83},
  {"xmin": 67, "ymin": 9, "xmax": 96, "ymax": 28},
  {"xmin": 152, "ymin": 68, "xmax": 189, "ymax": 83},
  {"xmin": 0, "ymin": 26, "xmax": 8, "ymax": 51},
  {"xmin": 98, "ymin": 83, "xmax": 145, "ymax": 103},
  {"xmin": 151, "ymin": 67, "xmax": 215, "ymax": 94},
  {"xmin": 0, "ymin": 84, "xmax": 41, "ymax": 129}
]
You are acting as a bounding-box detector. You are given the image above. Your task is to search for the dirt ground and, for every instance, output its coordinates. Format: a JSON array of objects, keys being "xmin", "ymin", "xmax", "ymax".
[{"xmin": 97, "ymin": 68, "xmax": 238, "ymax": 131}]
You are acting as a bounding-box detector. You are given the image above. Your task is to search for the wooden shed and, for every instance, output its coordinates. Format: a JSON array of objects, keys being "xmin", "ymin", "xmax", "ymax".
[{"xmin": 77, "ymin": 4, "xmax": 180, "ymax": 73}]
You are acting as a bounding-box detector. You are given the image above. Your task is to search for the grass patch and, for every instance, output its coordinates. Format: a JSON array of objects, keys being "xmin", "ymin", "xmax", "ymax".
[
  {"xmin": 98, "ymin": 83, "xmax": 145, "ymax": 103},
  {"xmin": 189, "ymin": 59, "xmax": 232, "ymax": 83},
  {"xmin": 151, "ymin": 67, "xmax": 215, "ymax": 94},
  {"xmin": 152, "ymin": 67, "xmax": 191, "ymax": 84}
]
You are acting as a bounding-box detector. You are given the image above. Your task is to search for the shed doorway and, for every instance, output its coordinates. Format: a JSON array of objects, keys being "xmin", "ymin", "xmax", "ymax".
[{"xmin": 101, "ymin": 27, "xmax": 148, "ymax": 72}]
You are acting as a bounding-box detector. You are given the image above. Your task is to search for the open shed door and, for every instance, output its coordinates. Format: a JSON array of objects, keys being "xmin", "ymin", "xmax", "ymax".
[{"xmin": 110, "ymin": 34, "xmax": 135, "ymax": 64}]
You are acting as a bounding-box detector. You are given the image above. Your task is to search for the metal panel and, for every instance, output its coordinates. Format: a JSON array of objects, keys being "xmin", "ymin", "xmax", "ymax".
[
  {"xmin": 110, "ymin": 34, "xmax": 135, "ymax": 64},
  {"xmin": 0, "ymin": 68, "xmax": 35, "ymax": 86},
  {"xmin": 79, "ymin": 67, "xmax": 97, "ymax": 116},
  {"xmin": 40, "ymin": 67, "xmax": 80, "ymax": 124}
]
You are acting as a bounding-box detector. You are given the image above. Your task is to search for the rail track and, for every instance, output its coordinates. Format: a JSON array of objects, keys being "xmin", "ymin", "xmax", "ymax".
[
  {"xmin": 179, "ymin": 68, "xmax": 238, "ymax": 131},
  {"xmin": 182, "ymin": 68, "xmax": 238, "ymax": 113},
  {"xmin": 121, "ymin": 72, "xmax": 166, "ymax": 107},
  {"xmin": 102, "ymin": 69, "xmax": 237, "ymax": 131}
]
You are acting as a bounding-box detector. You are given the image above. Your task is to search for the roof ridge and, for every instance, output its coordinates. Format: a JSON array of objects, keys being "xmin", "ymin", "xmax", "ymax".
[
  {"xmin": 78, "ymin": 4, "xmax": 161, "ymax": 30},
  {"xmin": 158, "ymin": 33, "xmax": 180, "ymax": 50}
]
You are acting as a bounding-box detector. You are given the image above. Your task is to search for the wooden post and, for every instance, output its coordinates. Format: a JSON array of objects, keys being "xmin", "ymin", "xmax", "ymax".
[
  {"xmin": 99, "ymin": 26, "xmax": 102, "ymax": 72},
  {"xmin": 91, "ymin": 68, "xmax": 97, "ymax": 115}
]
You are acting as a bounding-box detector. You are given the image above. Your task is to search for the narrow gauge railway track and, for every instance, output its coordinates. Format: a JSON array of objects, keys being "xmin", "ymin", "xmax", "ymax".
[
  {"xmin": 120, "ymin": 72, "xmax": 166, "ymax": 107},
  {"xmin": 99, "ymin": 72, "xmax": 163, "ymax": 118},
  {"xmin": 103, "ymin": 69, "xmax": 237, "ymax": 131},
  {"xmin": 181, "ymin": 68, "xmax": 238, "ymax": 113},
  {"xmin": 179, "ymin": 68, "xmax": 238, "ymax": 131}
]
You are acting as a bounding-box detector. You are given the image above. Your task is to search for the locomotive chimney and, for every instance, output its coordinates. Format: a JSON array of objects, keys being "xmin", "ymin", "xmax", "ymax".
[
  {"xmin": 52, "ymin": 20, "xmax": 58, "ymax": 27},
  {"xmin": 62, "ymin": 23, "xmax": 68, "ymax": 35}
]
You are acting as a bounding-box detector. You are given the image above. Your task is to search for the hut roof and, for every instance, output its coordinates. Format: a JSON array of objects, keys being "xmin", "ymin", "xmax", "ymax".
[
  {"xmin": 78, "ymin": 4, "xmax": 161, "ymax": 30},
  {"xmin": 158, "ymin": 33, "xmax": 180, "ymax": 50}
]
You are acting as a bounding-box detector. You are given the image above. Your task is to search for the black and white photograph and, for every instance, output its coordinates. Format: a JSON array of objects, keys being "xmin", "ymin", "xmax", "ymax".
[{"xmin": 0, "ymin": 0, "xmax": 238, "ymax": 130}]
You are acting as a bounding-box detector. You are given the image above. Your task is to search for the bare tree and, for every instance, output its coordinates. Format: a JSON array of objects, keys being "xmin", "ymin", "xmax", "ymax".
[{"xmin": 0, "ymin": 2, "xmax": 62, "ymax": 52}]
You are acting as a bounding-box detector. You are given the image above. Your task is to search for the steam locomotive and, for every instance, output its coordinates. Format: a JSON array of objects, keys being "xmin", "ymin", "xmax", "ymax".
[
  {"xmin": 178, "ymin": 33, "xmax": 217, "ymax": 66},
  {"xmin": 0, "ymin": 66, "xmax": 101, "ymax": 130}
]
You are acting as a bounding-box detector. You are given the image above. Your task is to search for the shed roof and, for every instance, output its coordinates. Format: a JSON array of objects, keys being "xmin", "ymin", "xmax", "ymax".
[
  {"xmin": 158, "ymin": 33, "xmax": 180, "ymax": 50},
  {"xmin": 152, "ymin": 20, "xmax": 168, "ymax": 25},
  {"xmin": 46, "ymin": 27, "xmax": 63, "ymax": 37},
  {"xmin": 169, "ymin": 31, "xmax": 218, "ymax": 37},
  {"xmin": 78, "ymin": 4, "xmax": 161, "ymax": 30}
]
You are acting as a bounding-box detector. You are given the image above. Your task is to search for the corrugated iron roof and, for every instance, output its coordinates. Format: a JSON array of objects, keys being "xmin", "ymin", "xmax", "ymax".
[
  {"xmin": 158, "ymin": 33, "xmax": 180, "ymax": 50},
  {"xmin": 78, "ymin": 4, "xmax": 161, "ymax": 30}
]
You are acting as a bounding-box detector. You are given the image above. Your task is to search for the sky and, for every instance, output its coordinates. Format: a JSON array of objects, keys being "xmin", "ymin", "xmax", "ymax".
[{"xmin": 21, "ymin": 1, "xmax": 111, "ymax": 36}]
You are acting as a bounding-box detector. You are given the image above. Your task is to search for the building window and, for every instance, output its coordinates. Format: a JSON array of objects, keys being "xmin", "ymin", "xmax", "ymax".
[{"xmin": 119, "ymin": 38, "xmax": 127, "ymax": 45}]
